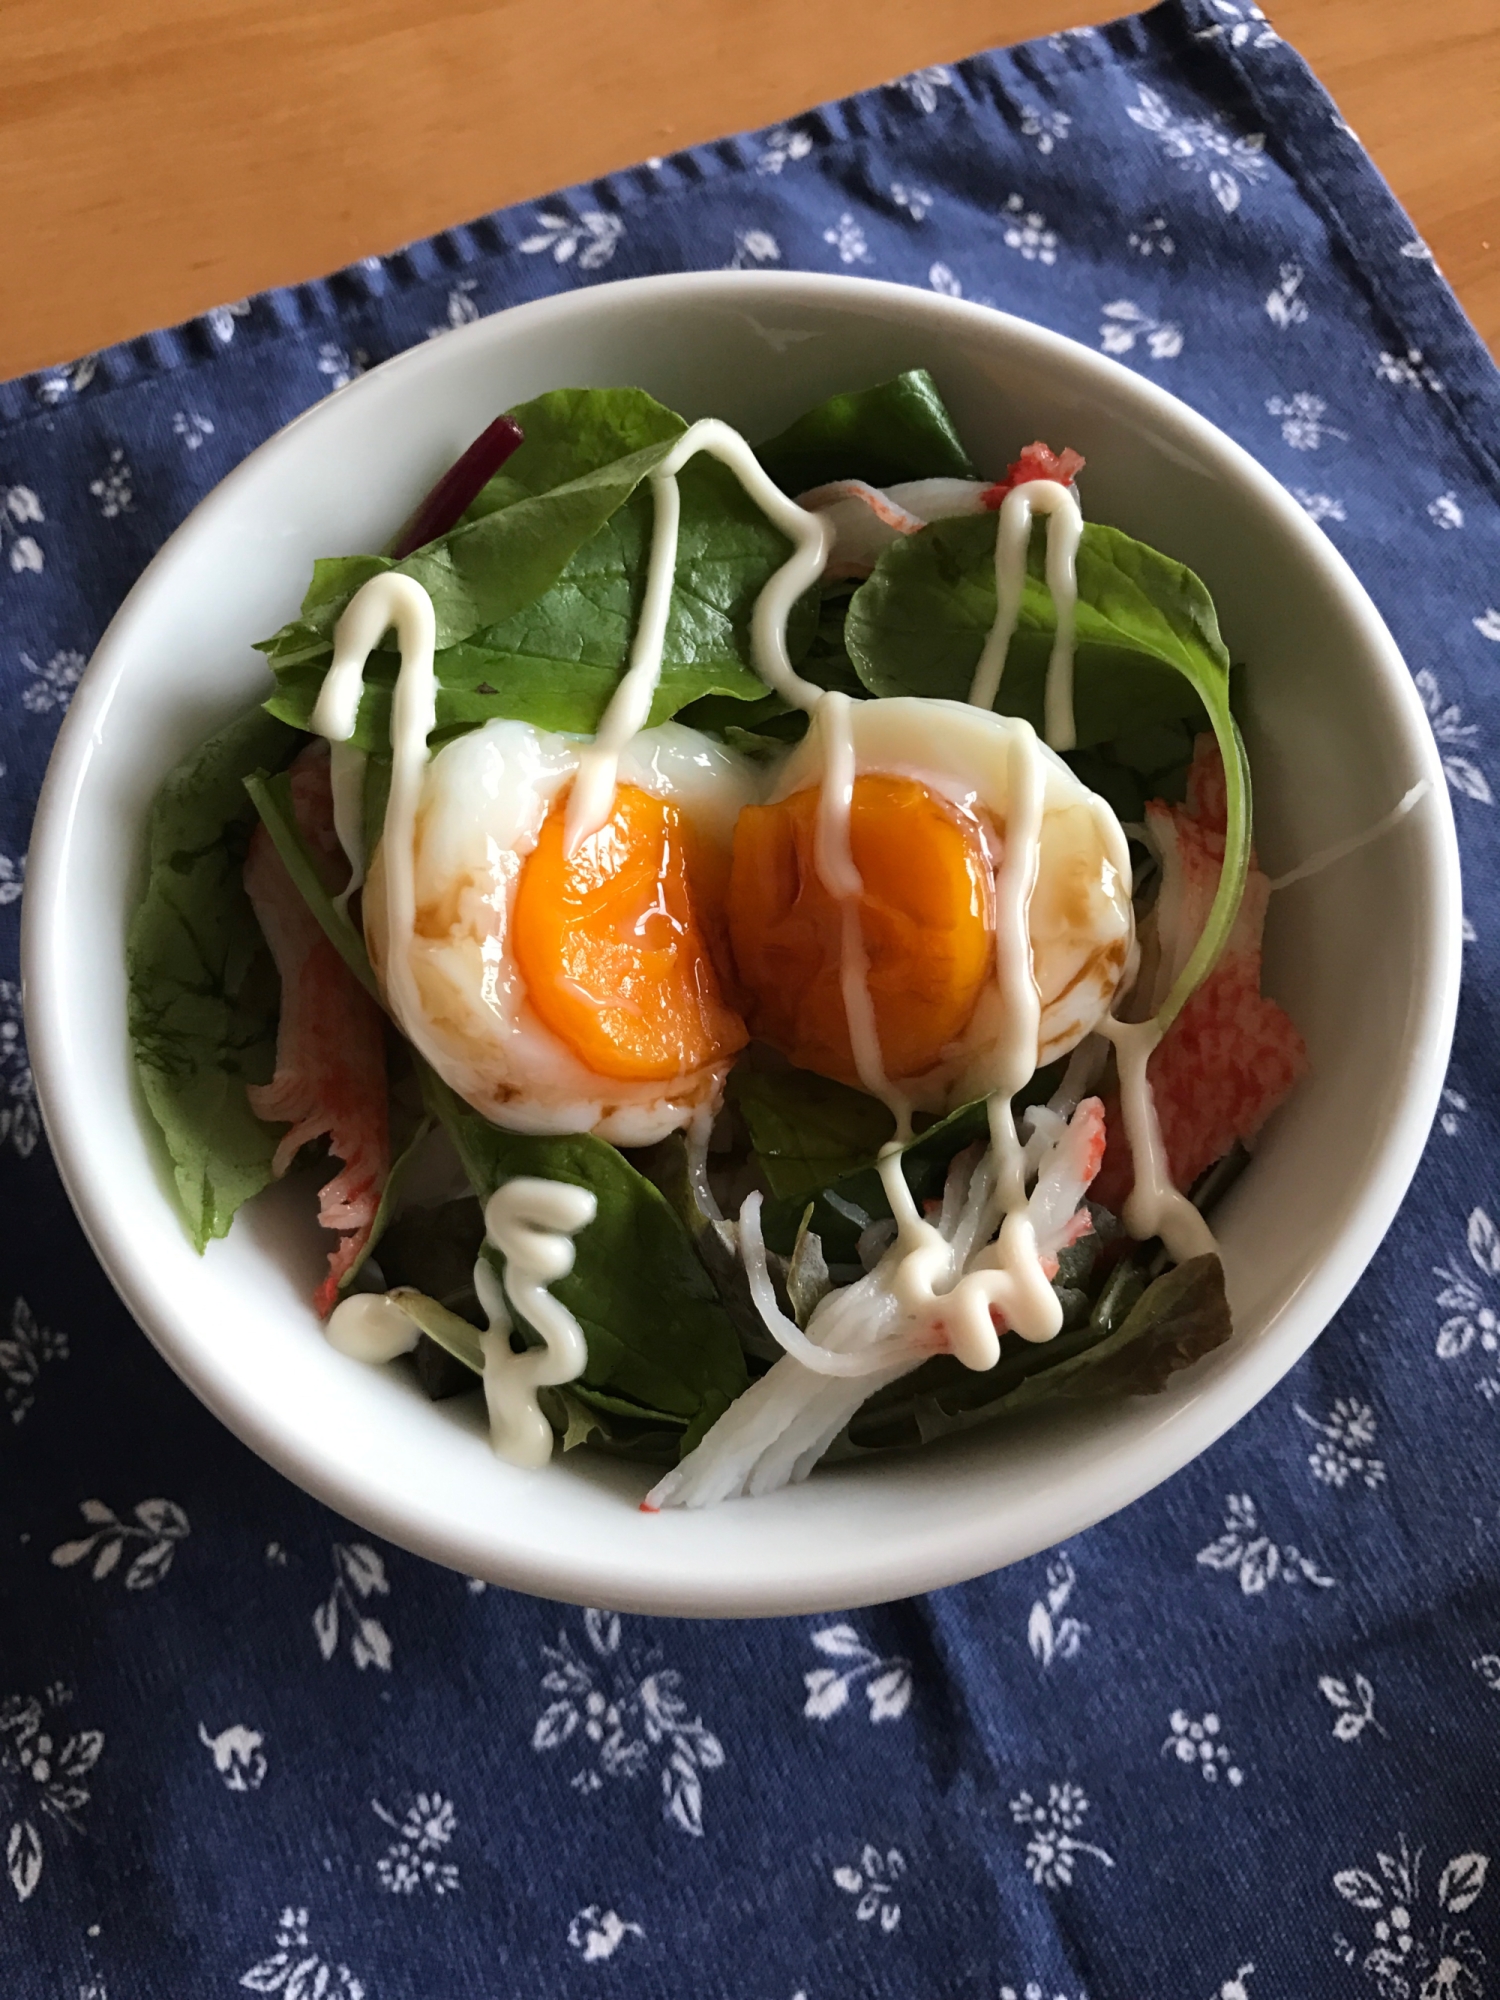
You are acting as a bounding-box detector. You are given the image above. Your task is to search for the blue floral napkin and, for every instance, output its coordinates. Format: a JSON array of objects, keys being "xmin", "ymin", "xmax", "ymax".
[{"xmin": 4, "ymin": 3, "xmax": 1500, "ymax": 1995}]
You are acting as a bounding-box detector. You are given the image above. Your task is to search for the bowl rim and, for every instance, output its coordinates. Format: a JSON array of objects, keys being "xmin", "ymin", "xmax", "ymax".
[{"xmin": 21, "ymin": 269, "xmax": 1462, "ymax": 1615}]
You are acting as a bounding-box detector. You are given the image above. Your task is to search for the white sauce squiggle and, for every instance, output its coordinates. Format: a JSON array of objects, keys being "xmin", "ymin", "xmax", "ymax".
[
  {"xmin": 323, "ymin": 1177, "xmax": 596, "ymax": 1467},
  {"xmin": 967, "ymin": 479, "xmax": 1083, "ymax": 751},
  {"xmin": 1097, "ymin": 1016, "xmax": 1216, "ymax": 1263}
]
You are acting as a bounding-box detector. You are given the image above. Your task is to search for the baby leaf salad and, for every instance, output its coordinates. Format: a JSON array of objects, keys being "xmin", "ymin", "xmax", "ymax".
[{"xmin": 128, "ymin": 370, "xmax": 1306, "ymax": 1496}]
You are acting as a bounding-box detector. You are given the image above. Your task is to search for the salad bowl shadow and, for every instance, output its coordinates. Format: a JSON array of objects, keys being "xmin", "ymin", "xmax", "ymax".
[{"xmin": 23, "ymin": 271, "xmax": 1459, "ymax": 1617}]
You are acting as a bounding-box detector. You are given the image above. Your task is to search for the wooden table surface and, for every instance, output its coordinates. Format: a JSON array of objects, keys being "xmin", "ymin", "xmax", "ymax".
[{"xmin": 2, "ymin": 0, "xmax": 1495, "ymax": 382}]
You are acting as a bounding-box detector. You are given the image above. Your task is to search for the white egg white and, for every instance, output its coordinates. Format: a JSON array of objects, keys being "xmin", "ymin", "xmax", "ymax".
[{"xmin": 364, "ymin": 719, "xmax": 762, "ymax": 1143}]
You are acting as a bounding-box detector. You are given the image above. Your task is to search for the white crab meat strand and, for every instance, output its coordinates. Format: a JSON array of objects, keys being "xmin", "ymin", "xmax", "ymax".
[
  {"xmin": 644, "ymin": 1097, "xmax": 1106, "ymax": 1509},
  {"xmin": 795, "ymin": 476, "xmax": 991, "ymax": 577}
]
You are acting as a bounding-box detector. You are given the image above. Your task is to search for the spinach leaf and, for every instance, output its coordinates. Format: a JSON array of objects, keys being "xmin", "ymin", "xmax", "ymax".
[
  {"xmin": 842, "ymin": 1252, "xmax": 1230, "ymax": 1452},
  {"xmin": 846, "ymin": 513, "xmax": 1251, "ymax": 1027},
  {"xmin": 260, "ymin": 398, "xmax": 807, "ymax": 749},
  {"xmin": 454, "ymin": 386, "xmax": 696, "ymax": 524},
  {"xmin": 423, "ymin": 1075, "xmax": 749, "ymax": 1445},
  {"xmin": 243, "ymin": 767, "xmax": 378, "ymax": 999},
  {"xmin": 127, "ymin": 708, "xmax": 301, "ymax": 1250},
  {"xmin": 756, "ymin": 370, "xmax": 977, "ymax": 495}
]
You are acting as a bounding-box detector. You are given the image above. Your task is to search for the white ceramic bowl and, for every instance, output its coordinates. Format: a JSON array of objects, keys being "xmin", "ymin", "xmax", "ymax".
[{"xmin": 23, "ymin": 272, "xmax": 1459, "ymax": 1616}]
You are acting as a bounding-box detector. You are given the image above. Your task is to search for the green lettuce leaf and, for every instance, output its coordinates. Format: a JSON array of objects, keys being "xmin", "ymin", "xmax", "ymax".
[
  {"xmin": 258, "ymin": 389, "xmax": 811, "ymax": 749},
  {"xmin": 128, "ymin": 708, "xmax": 301, "ymax": 1250},
  {"xmin": 423, "ymin": 1074, "xmax": 749, "ymax": 1448},
  {"xmin": 756, "ymin": 370, "xmax": 977, "ymax": 495},
  {"xmin": 846, "ymin": 514, "xmax": 1250, "ymax": 1027}
]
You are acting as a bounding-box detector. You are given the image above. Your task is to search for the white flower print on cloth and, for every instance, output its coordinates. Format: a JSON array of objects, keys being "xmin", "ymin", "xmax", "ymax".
[
  {"xmin": 1416, "ymin": 670, "xmax": 1493, "ymax": 806},
  {"xmin": 207, "ymin": 298, "xmax": 251, "ymax": 343},
  {"xmin": 0, "ymin": 1686, "xmax": 103, "ymax": 1902},
  {"xmin": 1215, "ymin": 1969, "xmax": 1256, "ymax": 2000},
  {"xmin": 89, "ymin": 449, "xmax": 133, "ymax": 520},
  {"xmin": 1474, "ymin": 1655, "xmax": 1500, "ymax": 1696},
  {"xmin": 1267, "ymin": 392, "xmax": 1347, "ymax": 451},
  {"xmin": 1002, "ymin": 195, "xmax": 1059, "ymax": 265},
  {"xmin": 1375, "ymin": 346, "xmax": 1444, "ymax": 392},
  {"xmin": 36, "ymin": 357, "xmax": 99, "ymax": 407},
  {"xmin": 0, "ymin": 850, "xmax": 23, "ymax": 905},
  {"xmin": 803, "ymin": 1622, "xmax": 912, "ymax": 1722},
  {"xmin": 1291, "ymin": 489, "xmax": 1347, "ymax": 525},
  {"xmin": 822, "ymin": 213, "xmax": 871, "ymax": 266},
  {"xmin": 1319, "ymin": 1672, "xmax": 1386, "ymax": 1742},
  {"xmin": 1019, "ymin": 105, "xmax": 1071, "ymax": 155},
  {"xmin": 519, "ymin": 209, "xmax": 623, "ymax": 272},
  {"xmin": 756, "ymin": 124, "xmax": 813, "ymax": 175},
  {"xmin": 1195, "ymin": 1, "xmax": 1279, "ymax": 50},
  {"xmin": 0, "ymin": 981, "xmax": 40, "ymax": 1158},
  {"xmin": 239, "ymin": 1907, "xmax": 364, "ymax": 1997},
  {"xmin": 833, "ymin": 1844, "xmax": 906, "ymax": 1931},
  {"xmin": 1099, "ymin": 300, "xmax": 1183, "ymax": 359},
  {"xmin": 51, "ymin": 1498, "xmax": 190, "ymax": 1590},
  {"xmin": 316, "ymin": 343, "xmax": 368, "ymax": 390},
  {"xmin": 1435, "ymin": 1208, "xmax": 1500, "ymax": 1400},
  {"xmin": 1028, "ymin": 1553, "xmax": 1087, "ymax": 1666},
  {"xmin": 891, "ymin": 66, "xmax": 954, "ymax": 114},
  {"xmin": 199, "ymin": 1723, "xmax": 267, "ymax": 1791},
  {"xmin": 1196, "ymin": 1493, "xmax": 1336, "ymax": 1593},
  {"xmin": 1333, "ymin": 1834, "xmax": 1489, "ymax": 1999},
  {"xmin": 929, "ymin": 263, "xmax": 964, "ymax": 298},
  {"xmin": 1440, "ymin": 1088, "xmax": 1469, "ymax": 1137},
  {"xmin": 1297, "ymin": 1398, "xmax": 1386, "ymax": 1489},
  {"xmin": 1000, "ymin": 1984, "xmax": 1086, "ymax": 2000},
  {"xmin": 1011, "ymin": 1784, "xmax": 1113, "ymax": 1887},
  {"xmin": 727, "ymin": 229, "xmax": 780, "ymax": 269},
  {"xmin": 532, "ymin": 1607, "xmax": 724, "ymax": 1835},
  {"xmin": 19, "ymin": 648, "xmax": 85, "ymax": 720},
  {"xmin": 2, "ymin": 484, "xmax": 45, "ymax": 574},
  {"xmin": 1265, "ymin": 260, "xmax": 1308, "ymax": 327},
  {"xmin": 1429, "ymin": 491, "xmax": 1464, "ymax": 530},
  {"xmin": 1125, "ymin": 85, "xmax": 1269, "ymax": 214},
  {"xmin": 1127, "ymin": 216, "xmax": 1175, "ymax": 257},
  {"xmin": 313, "ymin": 1543, "xmax": 393, "ymax": 1669},
  {"xmin": 171, "ymin": 410, "xmax": 215, "ymax": 452},
  {"xmin": 1, "ymin": 1297, "xmax": 68, "ymax": 1424},
  {"xmin": 890, "ymin": 182, "xmax": 933, "ymax": 221},
  {"xmin": 372, "ymin": 1792, "xmax": 459, "ymax": 1894},
  {"xmin": 427, "ymin": 281, "xmax": 480, "ymax": 339},
  {"xmin": 568, "ymin": 1906, "xmax": 643, "ymax": 1962},
  {"xmin": 1474, "ymin": 609, "xmax": 1500, "ymax": 643},
  {"xmin": 1163, "ymin": 1709, "xmax": 1245, "ymax": 1786}
]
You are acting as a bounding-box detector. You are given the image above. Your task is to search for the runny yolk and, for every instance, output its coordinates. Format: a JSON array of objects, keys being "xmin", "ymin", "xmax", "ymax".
[
  {"xmin": 727, "ymin": 774, "xmax": 994, "ymax": 1088},
  {"xmin": 513, "ymin": 783, "xmax": 748, "ymax": 1083}
]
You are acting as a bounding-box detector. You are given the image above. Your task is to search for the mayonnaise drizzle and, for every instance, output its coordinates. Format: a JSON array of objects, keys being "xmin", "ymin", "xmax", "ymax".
[
  {"xmin": 478, "ymin": 1177, "xmax": 596, "ymax": 1468},
  {"xmin": 1096, "ymin": 1015, "xmax": 1216, "ymax": 1263},
  {"xmin": 967, "ymin": 479, "xmax": 1083, "ymax": 752},
  {"xmin": 323, "ymin": 1177, "xmax": 596, "ymax": 1468},
  {"xmin": 564, "ymin": 417, "xmax": 833, "ymax": 853}
]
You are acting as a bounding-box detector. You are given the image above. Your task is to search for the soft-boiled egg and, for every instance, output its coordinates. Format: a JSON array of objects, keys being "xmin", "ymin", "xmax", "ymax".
[
  {"xmin": 727, "ymin": 696, "xmax": 1134, "ymax": 1111},
  {"xmin": 364, "ymin": 719, "xmax": 758, "ymax": 1144}
]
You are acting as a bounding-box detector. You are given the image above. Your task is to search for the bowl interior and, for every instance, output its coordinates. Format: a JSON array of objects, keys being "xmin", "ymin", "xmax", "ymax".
[{"xmin": 24, "ymin": 274, "xmax": 1458, "ymax": 1615}]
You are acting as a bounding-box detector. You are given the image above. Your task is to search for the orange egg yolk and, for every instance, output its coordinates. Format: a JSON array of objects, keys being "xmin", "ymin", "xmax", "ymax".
[
  {"xmin": 727, "ymin": 773, "xmax": 995, "ymax": 1088},
  {"xmin": 512, "ymin": 783, "xmax": 747, "ymax": 1083}
]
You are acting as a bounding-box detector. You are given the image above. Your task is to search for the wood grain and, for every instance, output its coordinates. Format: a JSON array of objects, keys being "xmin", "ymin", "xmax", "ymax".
[{"xmin": 0, "ymin": 0, "xmax": 1494, "ymax": 381}]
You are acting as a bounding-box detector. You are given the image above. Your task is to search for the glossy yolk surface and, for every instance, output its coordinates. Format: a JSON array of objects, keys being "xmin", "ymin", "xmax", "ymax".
[
  {"xmin": 728, "ymin": 774, "xmax": 994, "ymax": 1087},
  {"xmin": 513, "ymin": 783, "xmax": 747, "ymax": 1083}
]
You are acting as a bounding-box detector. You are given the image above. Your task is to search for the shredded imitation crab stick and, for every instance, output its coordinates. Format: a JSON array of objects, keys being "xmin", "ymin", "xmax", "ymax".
[
  {"xmin": 243, "ymin": 744, "xmax": 390, "ymax": 1315},
  {"xmin": 1094, "ymin": 737, "xmax": 1307, "ymax": 1213}
]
